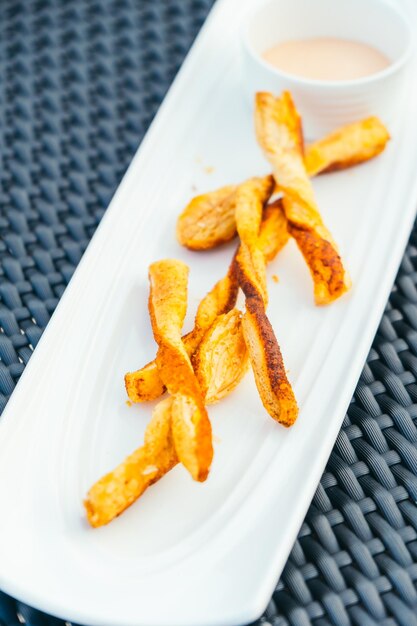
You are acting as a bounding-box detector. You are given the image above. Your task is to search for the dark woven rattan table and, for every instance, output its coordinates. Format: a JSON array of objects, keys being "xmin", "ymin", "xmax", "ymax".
[{"xmin": 1, "ymin": 1, "xmax": 417, "ymax": 624}]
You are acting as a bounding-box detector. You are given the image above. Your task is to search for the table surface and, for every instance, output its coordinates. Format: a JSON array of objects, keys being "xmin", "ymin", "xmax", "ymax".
[{"xmin": 1, "ymin": 1, "xmax": 417, "ymax": 625}]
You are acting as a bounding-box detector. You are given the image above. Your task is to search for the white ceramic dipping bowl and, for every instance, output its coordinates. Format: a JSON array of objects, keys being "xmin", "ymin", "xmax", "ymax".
[{"xmin": 241, "ymin": 0, "xmax": 413, "ymax": 139}]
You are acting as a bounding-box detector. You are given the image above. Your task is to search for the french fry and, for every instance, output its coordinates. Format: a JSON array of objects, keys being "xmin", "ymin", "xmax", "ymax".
[
  {"xmin": 149, "ymin": 259, "xmax": 213, "ymax": 482},
  {"xmin": 126, "ymin": 204, "xmax": 288, "ymax": 405},
  {"xmin": 87, "ymin": 94, "xmax": 391, "ymax": 527},
  {"xmin": 233, "ymin": 181, "xmax": 298, "ymax": 426},
  {"xmin": 84, "ymin": 397, "xmax": 177, "ymax": 528},
  {"xmin": 176, "ymin": 117, "xmax": 389, "ymax": 252},
  {"xmin": 125, "ymin": 202, "xmax": 288, "ymax": 405},
  {"xmin": 124, "ymin": 360, "xmax": 165, "ymax": 403},
  {"xmin": 234, "ymin": 176, "xmax": 275, "ymax": 305},
  {"xmin": 241, "ymin": 297, "xmax": 298, "ymax": 426},
  {"xmin": 304, "ymin": 116, "xmax": 390, "ymax": 177},
  {"xmin": 255, "ymin": 91, "xmax": 350, "ymax": 305},
  {"xmin": 125, "ymin": 260, "xmax": 239, "ymax": 403},
  {"xmin": 234, "ymin": 176, "xmax": 274, "ymax": 241},
  {"xmin": 86, "ymin": 311, "xmax": 251, "ymax": 527}
]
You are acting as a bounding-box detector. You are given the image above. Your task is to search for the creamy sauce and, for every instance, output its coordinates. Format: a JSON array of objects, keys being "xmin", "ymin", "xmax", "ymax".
[{"xmin": 262, "ymin": 38, "xmax": 390, "ymax": 81}]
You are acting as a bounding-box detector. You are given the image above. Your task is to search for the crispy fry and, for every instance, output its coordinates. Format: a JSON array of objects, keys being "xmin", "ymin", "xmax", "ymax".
[
  {"xmin": 176, "ymin": 116, "xmax": 389, "ymax": 252},
  {"xmin": 287, "ymin": 222, "xmax": 347, "ymax": 304},
  {"xmin": 125, "ymin": 360, "xmax": 165, "ymax": 403},
  {"xmin": 234, "ymin": 175, "xmax": 275, "ymax": 305},
  {"xmin": 236, "ymin": 237, "xmax": 298, "ymax": 425},
  {"xmin": 257, "ymin": 199, "xmax": 289, "ymax": 263},
  {"xmin": 236, "ymin": 241, "xmax": 268, "ymax": 300},
  {"xmin": 255, "ymin": 91, "xmax": 317, "ymax": 226},
  {"xmin": 87, "ymin": 310, "xmax": 249, "ymax": 526},
  {"xmin": 84, "ymin": 397, "xmax": 177, "ymax": 528},
  {"xmin": 305, "ymin": 116, "xmax": 390, "ymax": 177},
  {"xmin": 241, "ymin": 297, "xmax": 297, "ymax": 426},
  {"xmin": 125, "ymin": 260, "xmax": 239, "ymax": 403},
  {"xmin": 231, "ymin": 170, "xmax": 297, "ymax": 425},
  {"xmin": 149, "ymin": 259, "xmax": 213, "ymax": 481},
  {"xmin": 86, "ymin": 306, "xmax": 251, "ymax": 527},
  {"xmin": 234, "ymin": 176, "xmax": 274, "ymax": 241},
  {"xmin": 193, "ymin": 308, "xmax": 249, "ymax": 403},
  {"xmin": 125, "ymin": 202, "xmax": 289, "ymax": 405},
  {"xmin": 176, "ymin": 184, "xmax": 238, "ymax": 250},
  {"xmin": 255, "ymin": 91, "xmax": 350, "ymax": 305}
]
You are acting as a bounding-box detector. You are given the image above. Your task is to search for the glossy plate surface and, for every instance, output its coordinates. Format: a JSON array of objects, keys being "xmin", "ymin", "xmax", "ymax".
[{"xmin": 0, "ymin": 1, "xmax": 417, "ymax": 624}]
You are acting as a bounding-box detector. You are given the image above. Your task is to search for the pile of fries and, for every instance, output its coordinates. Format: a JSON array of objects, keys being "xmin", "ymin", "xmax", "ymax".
[{"xmin": 85, "ymin": 92, "xmax": 390, "ymax": 527}]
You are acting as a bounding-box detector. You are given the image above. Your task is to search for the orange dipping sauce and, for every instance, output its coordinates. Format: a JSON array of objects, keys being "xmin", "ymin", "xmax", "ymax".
[{"xmin": 262, "ymin": 37, "xmax": 390, "ymax": 81}]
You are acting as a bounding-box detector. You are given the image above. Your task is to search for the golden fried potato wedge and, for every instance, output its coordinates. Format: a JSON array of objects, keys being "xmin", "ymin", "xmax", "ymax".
[
  {"xmin": 192, "ymin": 309, "xmax": 249, "ymax": 403},
  {"xmin": 305, "ymin": 116, "xmax": 390, "ymax": 177},
  {"xmin": 241, "ymin": 297, "xmax": 298, "ymax": 427},
  {"xmin": 84, "ymin": 397, "xmax": 177, "ymax": 528},
  {"xmin": 176, "ymin": 184, "xmax": 238, "ymax": 250},
  {"xmin": 149, "ymin": 260, "xmax": 213, "ymax": 482},
  {"xmin": 255, "ymin": 91, "xmax": 350, "ymax": 305}
]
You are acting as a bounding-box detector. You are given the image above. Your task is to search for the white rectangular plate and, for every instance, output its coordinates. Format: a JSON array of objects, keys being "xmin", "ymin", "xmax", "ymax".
[{"xmin": 1, "ymin": 1, "xmax": 417, "ymax": 625}]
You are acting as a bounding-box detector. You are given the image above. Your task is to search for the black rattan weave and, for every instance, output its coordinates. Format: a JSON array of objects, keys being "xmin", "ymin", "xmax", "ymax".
[{"xmin": 1, "ymin": 1, "xmax": 417, "ymax": 625}]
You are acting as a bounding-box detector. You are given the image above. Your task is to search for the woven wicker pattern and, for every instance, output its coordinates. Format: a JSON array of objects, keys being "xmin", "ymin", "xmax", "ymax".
[{"xmin": 1, "ymin": 1, "xmax": 417, "ymax": 625}]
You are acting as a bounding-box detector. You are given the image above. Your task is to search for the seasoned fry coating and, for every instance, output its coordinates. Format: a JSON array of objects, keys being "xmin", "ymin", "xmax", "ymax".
[
  {"xmin": 193, "ymin": 309, "xmax": 249, "ymax": 403},
  {"xmin": 232, "ymin": 172, "xmax": 298, "ymax": 425},
  {"xmin": 124, "ymin": 360, "xmax": 165, "ymax": 403},
  {"xmin": 255, "ymin": 91, "xmax": 350, "ymax": 305},
  {"xmin": 236, "ymin": 246, "xmax": 298, "ymax": 425},
  {"xmin": 287, "ymin": 223, "xmax": 347, "ymax": 305},
  {"xmin": 125, "ymin": 260, "xmax": 238, "ymax": 403},
  {"xmin": 234, "ymin": 175, "xmax": 275, "ymax": 305},
  {"xmin": 305, "ymin": 117, "xmax": 390, "ymax": 177},
  {"xmin": 176, "ymin": 184, "xmax": 238, "ymax": 250},
  {"xmin": 236, "ymin": 241, "xmax": 268, "ymax": 302},
  {"xmin": 149, "ymin": 260, "xmax": 213, "ymax": 481},
  {"xmin": 241, "ymin": 298, "xmax": 297, "ymax": 426},
  {"xmin": 84, "ymin": 397, "xmax": 177, "ymax": 527}
]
